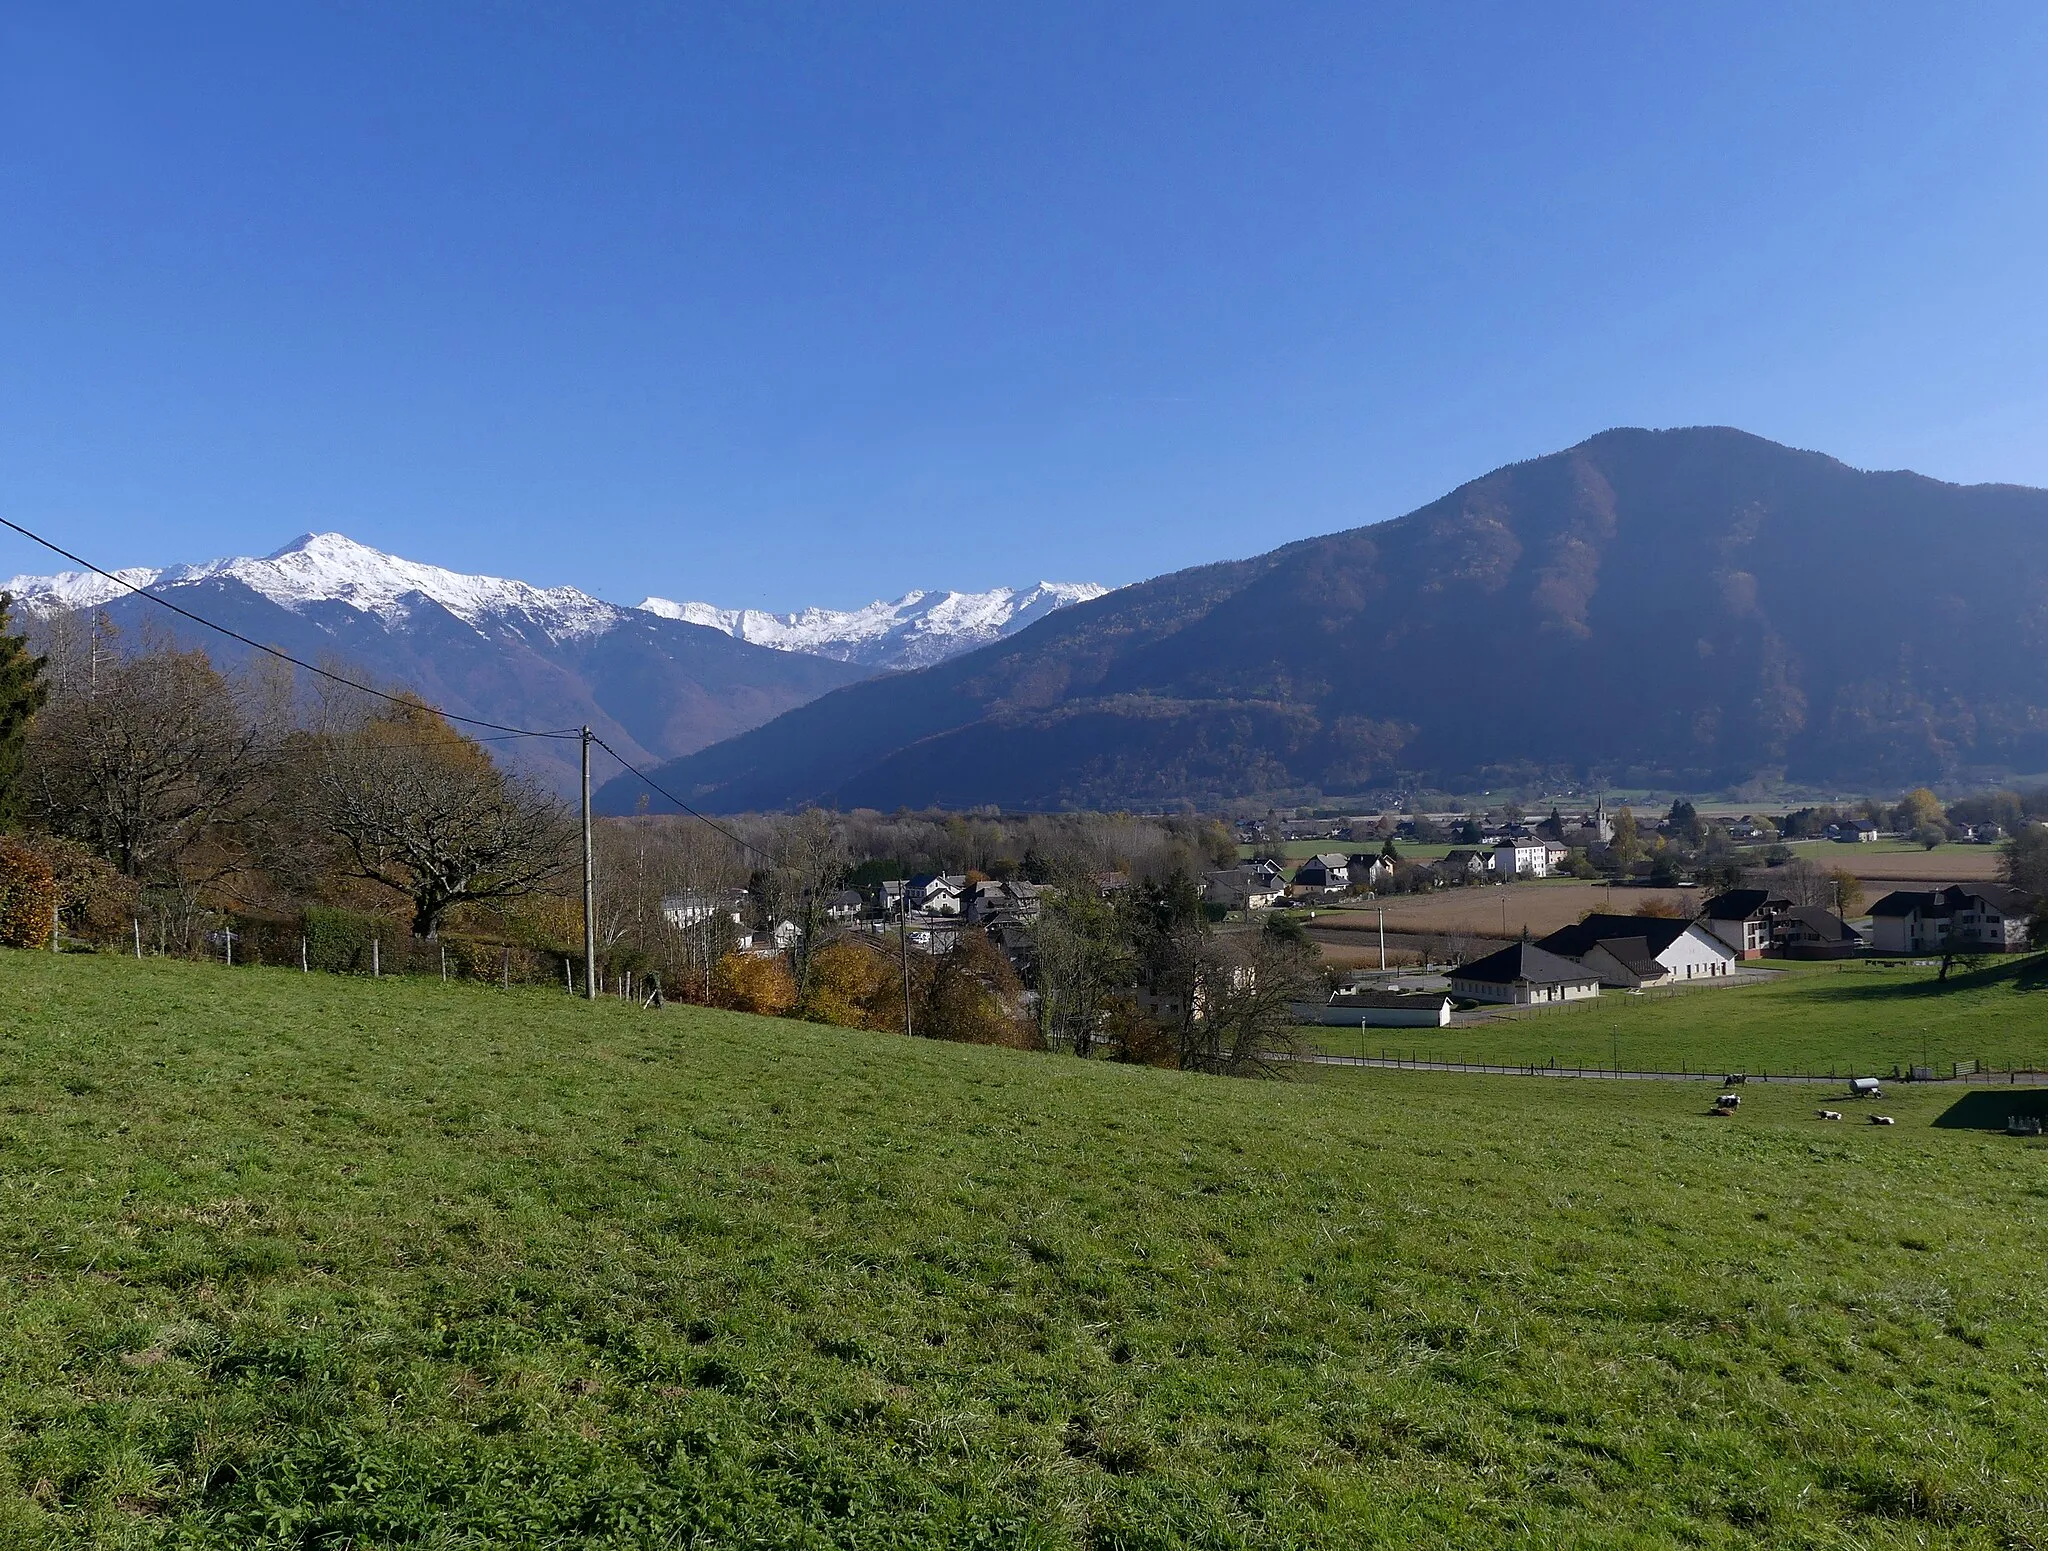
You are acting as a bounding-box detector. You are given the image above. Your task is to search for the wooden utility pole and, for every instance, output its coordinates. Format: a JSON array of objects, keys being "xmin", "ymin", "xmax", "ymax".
[
  {"xmin": 581, "ymin": 726, "xmax": 597, "ymax": 1001},
  {"xmin": 1377, "ymin": 906, "xmax": 1386, "ymax": 970},
  {"xmin": 898, "ymin": 883, "xmax": 913, "ymax": 1039}
]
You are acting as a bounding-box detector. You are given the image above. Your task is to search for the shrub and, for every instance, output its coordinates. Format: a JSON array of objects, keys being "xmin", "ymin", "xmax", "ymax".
[
  {"xmin": 799, "ymin": 940, "xmax": 895, "ymax": 1030},
  {"xmin": 22, "ymin": 835, "xmax": 138, "ymax": 946},
  {"xmin": 0, "ymin": 836, "xmax": 56, "ymax": 948},
  {"xmin": 302, "ymin": 906, "xmax": 390, "ymax": 974},
  {"xmin": 712, "ymin": 952, "xmax": 796, "ymax": 1016}
]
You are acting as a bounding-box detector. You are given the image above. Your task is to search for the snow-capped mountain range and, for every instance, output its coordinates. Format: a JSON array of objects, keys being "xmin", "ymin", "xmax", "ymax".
[
  {"xmin": 5, "ymin": 533, "xmax": 1107, "ymax": 671},
  {"xmin": 641, "ymin": 582, "xmax": 1108, "ymax": 669}
]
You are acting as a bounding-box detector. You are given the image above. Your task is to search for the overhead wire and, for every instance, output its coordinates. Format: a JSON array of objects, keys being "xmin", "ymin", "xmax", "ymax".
[
  {"xmin": 0, "ymin": 514, "xmax": 584, "ymax": 741},
  {"xmin": 0, "ymin": 514, "xmax": 787, "ymax": 869},
  {"xmin": 587, "ymin": 733, "xmax": 773, "ymax": 864}
]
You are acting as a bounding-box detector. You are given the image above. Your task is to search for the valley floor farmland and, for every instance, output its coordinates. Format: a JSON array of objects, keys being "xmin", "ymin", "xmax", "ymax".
[{"xmin": 1, "ymin": 952, "xmax": 2044, "ymax": 1547}]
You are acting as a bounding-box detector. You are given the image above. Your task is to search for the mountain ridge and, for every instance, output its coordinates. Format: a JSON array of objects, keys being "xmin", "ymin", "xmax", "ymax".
[
  {"xmin": 6, "ymin": 534, "xmax": 1110, "ymax": 673},
  {"xmin": 597, "ymin": 426, "xmax": 2048, "ymax": 812},
  {"xmin": 639, "ymin": 581, "xmax": 1109, "ymax": 668}
]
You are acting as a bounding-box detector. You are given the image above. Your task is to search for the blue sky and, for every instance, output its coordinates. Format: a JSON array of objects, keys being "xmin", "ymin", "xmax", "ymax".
[{"xmin": 4, "ymin": 3, "xmax": 2046, "ymax": 610}]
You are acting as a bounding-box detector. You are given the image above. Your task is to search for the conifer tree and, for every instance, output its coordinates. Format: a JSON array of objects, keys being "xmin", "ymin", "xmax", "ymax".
[{"xmin": 0, "ymin": 595, "xmax": 48, "ymax": 829}]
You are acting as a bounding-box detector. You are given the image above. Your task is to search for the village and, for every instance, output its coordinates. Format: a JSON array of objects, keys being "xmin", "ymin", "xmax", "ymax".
[{"xmin": 655, "ymin": 795, "xmax": 2040, "ymax": 1040}]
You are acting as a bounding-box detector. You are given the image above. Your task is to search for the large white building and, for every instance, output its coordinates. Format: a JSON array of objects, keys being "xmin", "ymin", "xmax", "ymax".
[
  {"xmin": 1449, "ymin": 941, "xmax": 1602, "ymax": 1006},
  {"xmin": 1491, "ymin": 840, "xmax": 1552, "ymax": 878},
  {"xmin": 1868, "ymin": 885, "xmax": 2033, "ymax": 954},
  {"xmin": 1536, "ymin": 914, "xmax": 1738, "ymax": 989}
]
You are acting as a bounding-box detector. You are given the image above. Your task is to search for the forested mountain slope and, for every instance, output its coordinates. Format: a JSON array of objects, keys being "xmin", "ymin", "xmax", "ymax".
[{"xmin": 601, "ymin": 427, "xmax": 2048, "ymax": 811}]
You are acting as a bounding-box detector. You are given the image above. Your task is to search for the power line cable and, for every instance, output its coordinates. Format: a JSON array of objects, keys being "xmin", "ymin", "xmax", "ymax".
[
  {"xmin": 587, "ymin": 733, "xmax": 773, "ymax": 864},
  {"xmin": 0, "ymin": 515, "xmax": 584, "ymax": 741}
]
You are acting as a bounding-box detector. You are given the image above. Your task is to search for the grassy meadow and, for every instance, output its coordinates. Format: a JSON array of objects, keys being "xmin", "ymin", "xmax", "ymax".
[
  {"xmin": 1318, "ymin": 957, "xmax": 2048, "ymax": 1076},
  {"xmin": 1, "ymin": 949, "xmax": 2045, "ymax": 1547}
]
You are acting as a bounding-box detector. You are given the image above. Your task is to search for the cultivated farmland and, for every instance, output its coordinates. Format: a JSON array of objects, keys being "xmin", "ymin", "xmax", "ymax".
[{"xmin": 0, "ymin": 950, "xmax": 2043, "ymax": 1547}]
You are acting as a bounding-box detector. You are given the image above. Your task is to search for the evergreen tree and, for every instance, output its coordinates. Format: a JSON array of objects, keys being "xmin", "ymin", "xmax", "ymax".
[{"xmin": 0, "ymin": 595, "xmax": 48, "ymax": 829}]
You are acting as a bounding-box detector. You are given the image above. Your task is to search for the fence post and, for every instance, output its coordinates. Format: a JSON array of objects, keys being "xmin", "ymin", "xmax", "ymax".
[
  {"xmin": 133, "ymin": 919, "xmax": 142, "ymax": 960},
  {"xmin": 502, "ymin": 947, "xmax": 510, "ymax": 989},
  {"xmin": 300, "ymin": 936, "xmax": 308, "ymax": 973},
  {"xmin": 372, "ymin": 938, "xmax": 380, "ymax": 978},
  {"xmin": 440, "ymin": 945, "xmax": 447, "ymax": 983},
  {"xmin": 225, "ymin": 926, "xmax": 232, "ymax": 968}
]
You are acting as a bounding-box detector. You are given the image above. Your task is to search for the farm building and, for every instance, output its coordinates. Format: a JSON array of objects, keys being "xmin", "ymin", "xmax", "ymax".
[
  {"xmin": 1449, "ymin": 941, "xmax": 1601, "ymax": 1006},
  {"xmin": 1536, "ymin": 914, "xmax": 1738, "ymax": 988},
  {"xmin": 1291, "ymin": 988, "xmax": 1455, "ymax": 1028},
  {"xmin": 1772, "ymin": 905, "xmax": 1863, "ymax": 959}
]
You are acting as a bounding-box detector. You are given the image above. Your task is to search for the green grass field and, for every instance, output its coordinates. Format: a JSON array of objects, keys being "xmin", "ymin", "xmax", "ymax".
[
  {"xmin": 2, "ymin": 950, "xmax": 2045, "ymax": 1547},
  {"xmin": 1314, "ymin": 958, "xmax": 2048, "ymax": 1075}
]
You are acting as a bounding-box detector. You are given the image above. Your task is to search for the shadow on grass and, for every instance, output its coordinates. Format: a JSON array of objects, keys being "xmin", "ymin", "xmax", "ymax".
[
  {"xmin": 1933, "ymin": 1087, "xmax": 2048, "ymax": 1129},
  {"xmin": 1796, "ymin": 953, "xmax": 2048, "ymax": 1005}
]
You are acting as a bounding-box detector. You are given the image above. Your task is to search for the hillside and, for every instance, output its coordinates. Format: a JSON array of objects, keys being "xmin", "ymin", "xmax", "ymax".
[
  {"xmin": 603, "ymin": 427, "xmax": 2048, "ymax": 812},
  {"xmin": 3, "ymin": 949, "xmax": 2044, "ymax": 1545}
]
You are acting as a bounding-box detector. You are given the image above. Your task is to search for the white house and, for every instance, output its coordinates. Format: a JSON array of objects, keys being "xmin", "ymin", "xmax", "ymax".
[
  {"xmin": 1293, "ymin": 853, "xmax": 1350, "ymax": 891},
  {"xmin": 1449, "ymin": 941, "xmax": 1601, "ymax": 1006},
  {"xmin": 1697, "ymin": 889, "xmax": 1792, "ymax": 959},
  {"xmin": 908, "ymin": 874, "xmax": 965, "ymax": 915},
  {"xmin": 661, "ymin": 891, "xmax": 748, "ymax": 931},
  {"xmin": 1205, "ymin": 867, "xmax": 1287, "ymax": 912},
  {"xmin": 1869, "ymin": 885, "xmax": 2033, "ymax": 954},
  {"xmin": 1535, "ymin": 914, "xmax": 1738, "ymax": 988},
  {"xmin": 1346, "ymin": 853, "xmax": 1397, "ymax": 890}
]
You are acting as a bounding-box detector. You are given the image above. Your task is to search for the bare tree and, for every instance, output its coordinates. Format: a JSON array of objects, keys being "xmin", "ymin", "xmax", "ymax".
[
  {"xmin": 1181, "ymin": 924, "xmax": 1321, "ymax": 1077},
  {"xmin": 759, "ymin": 808, "xmax": 843, "ymax": 1003},
  {"xmin": 25, "ymin": 623, "xmax": 281, "ymax": 884},
  {"xmin": 300, "ymin": 697, "xmax": 573, "ymax": 937}
]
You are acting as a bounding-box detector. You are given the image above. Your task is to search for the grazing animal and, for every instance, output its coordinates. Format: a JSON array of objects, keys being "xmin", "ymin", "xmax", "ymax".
[
  {"xmin": 1715, "ymin": 1094, "xmax": 1740, "ymax": 1108},
  {"xmin": 1869, "ymin": 1114, "xmax": 1896, "ymax": 1126},
  {"xmin": 1816, "ymin": 1109, "xmax": 1844, "ymax": 1121}
]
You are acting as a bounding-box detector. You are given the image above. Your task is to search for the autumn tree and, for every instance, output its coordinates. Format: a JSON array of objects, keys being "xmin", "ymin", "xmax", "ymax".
[
  {"xmin": 297, "ymin": 696, "xmax": 572, "ymax": 937},
  {"xmin": 1609, "ymin": 806, "xmax": 1641, "ymax": 865}
]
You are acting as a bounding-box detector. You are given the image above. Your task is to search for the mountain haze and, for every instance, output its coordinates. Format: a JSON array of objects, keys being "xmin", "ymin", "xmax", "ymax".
[{"xmin": 600, "ymin": 428, "xmax": 2048, "ymax": 812}]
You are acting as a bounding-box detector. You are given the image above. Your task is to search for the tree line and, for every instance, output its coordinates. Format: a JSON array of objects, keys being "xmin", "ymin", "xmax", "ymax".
[{"xmin": 0, "ymin": 603, "xmax": 1306, "ymax": 1074}]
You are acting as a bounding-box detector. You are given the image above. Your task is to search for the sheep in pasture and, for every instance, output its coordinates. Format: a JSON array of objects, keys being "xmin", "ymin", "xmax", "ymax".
[
  {"xmin": 1816, "ymin": 1109, "xmax": 1844, "ymax": 1121},
  {"xmin": 1869, "ymin": 1114, "xmax": 1896, "ymax": 1126}
]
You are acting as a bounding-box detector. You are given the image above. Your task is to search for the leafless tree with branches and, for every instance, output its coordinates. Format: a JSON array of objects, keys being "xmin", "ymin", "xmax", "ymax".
[{"xmin": 298, "ymin": 696, "xmax": 573, "ymax": 938}]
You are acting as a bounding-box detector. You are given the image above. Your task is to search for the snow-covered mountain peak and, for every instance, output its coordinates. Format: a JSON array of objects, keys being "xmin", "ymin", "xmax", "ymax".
[
  {"xmin": 6, "ymin": 532, "xmax": 1109, "ymax": 668},
  {"xmin": 638, "ymin": 580, "xmax": 1111, "ymax": 669},
  {"xmin": 6, "ymin": 532, "xmax": 622, "ymax": 641}
]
